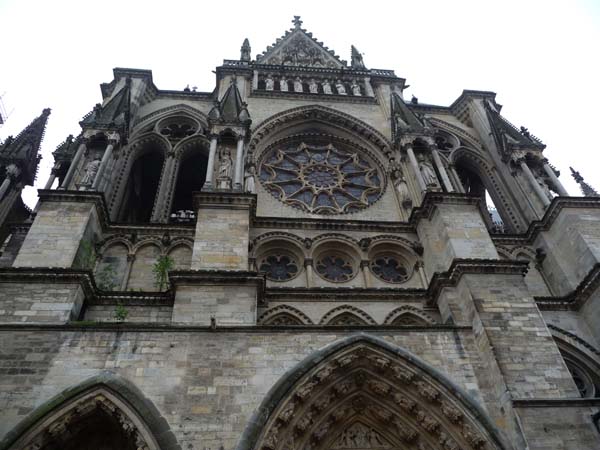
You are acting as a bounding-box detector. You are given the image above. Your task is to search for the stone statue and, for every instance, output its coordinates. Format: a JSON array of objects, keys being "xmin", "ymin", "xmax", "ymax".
[
  {"xmin": 335, "ymin": 80, "xmax": 347, "ymax": 95},
  {"xmin": 80, "ymin": 158, "xmax": 101, "ymax": 186},
  {"xmin": 351, "ymin": 80, "xmax": 361, "ymax": 96},
  {"xmin": 218, "ymin": 149, "xmax": 233, "ymax": 188},
  {"xmin": 265, "ymin": 74, "xmax": 274, "ymax": 91},
  {"xmin": 309, "ymin": 79, "xmax": 319, "ymax": 94},
  {"xmin": 279, "ymin": 76, "xmax": 288, "ymax": 92},
  {"xmin": 393, "ymin": 170, "xmax": 412, "ymax": 209},
  {"xmin": 322, "ymin": 80, "xmax": 332, "ymax": 95},
  {"xmin": 5, "ymin": 163, "xmax": 20, "ymax": 179},
  {"xmin": 537, "ymin": 178, "xmax": 553, "ymax": 200},
  {"xmin": 418, "ymin": 155, "xmax": 438, "ymax": 187},
  {"xmin": 294, "ymin": 77, "xmax": 303, "ymax": 93},
  {"xmin": 244, "ymin": 165, "xmax": 256, "ymax": 193}
]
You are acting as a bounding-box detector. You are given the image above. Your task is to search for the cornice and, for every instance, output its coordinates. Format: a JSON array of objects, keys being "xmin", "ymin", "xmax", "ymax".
[
  {"xmin": 265, "ymin": 286, "xmax": 428, "ymax": 302},
  {"xmin": 252, "ymin": 216, "xmax": 415, "ymax": 233},
  {"xmin": 491, "ymin": 196, "xmax": 600, "ymax": 245},
  {"xmin": 408, "ymin": 192, "xmax": 483, "ymax": 226},
  {"xmin": 535, "ymin": 263, "xmax": 600, "ymax": 311},
  {"xmin": 512, "ymin": 398, "xmax": 600, "ymax": 408},
  {"xmin": 193, "ymin": 191, "xmax": 256, "ymax": 210},
  {"xmin": 250, "ymin": 89, "xmax": 378, "ymax": 105}
]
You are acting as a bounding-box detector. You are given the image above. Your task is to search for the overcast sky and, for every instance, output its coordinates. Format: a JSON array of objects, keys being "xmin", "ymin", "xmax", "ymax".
[{"xmin": 1, "ymin": 0, "xmax": 599, "ymax": 207}]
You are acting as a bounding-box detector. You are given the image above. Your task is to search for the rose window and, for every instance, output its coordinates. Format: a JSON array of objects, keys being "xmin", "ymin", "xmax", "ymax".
[
  {"xmin": 259, "ymin": 142, "xmax": 383, "ymax": 214},
  {"xmin": 258, "ymin": 254, "xmax": 299, "ymax": 281},
  {"xmin": 315, "ymin": 254, "xmax": 355, "ymax": 282},
  {"xmin": 370, "ymin": 255, "xmax": 409, "ymax": 283}
]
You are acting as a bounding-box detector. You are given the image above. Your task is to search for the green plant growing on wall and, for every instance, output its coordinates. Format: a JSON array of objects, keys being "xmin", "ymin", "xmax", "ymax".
[
  {"xmin": 96, "ymin": 263, "xmax": 118, "ymax": 291},
  {"xmin": 74, "ymin": 239, "xmax": 97, "ymax": 270},
  {"xmin": 114, "ymin": 302, "xmax": 128, "ymax": 322},
  {"xmin": 153, "ymin": 255, "xmax": 174, "ymax": 291}
]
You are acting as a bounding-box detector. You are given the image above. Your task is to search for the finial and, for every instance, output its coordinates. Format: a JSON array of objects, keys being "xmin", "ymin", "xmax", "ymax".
[
  {"xmin": 570, "ymin": 167, "xmax": 599, "ymax": 197},
  {"xmin": 411, "ymin": 95, "xmax": 418, "ymax": 104},
  {"xmin": 240, "ymin": 38, "xmax": 251, "ymax": 62},
  {"xmin": 351, "ymin": 45, "xmax": 366, "ymax": 69},
  {"xmin": 292, "ymin": 15, "xmax": 303, "ymax": 29},
  {"xmin": 42, "ymin": 108, "xmax": 51, "ymax": 116}
]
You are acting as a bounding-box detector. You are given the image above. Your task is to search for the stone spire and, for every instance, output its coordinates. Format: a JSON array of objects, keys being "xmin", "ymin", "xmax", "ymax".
[
  {"xmin": 0, "ymin": 108, "xmax": 50, "ymax": 186},
  {"xmin": 351, "ymin": 45, "xmax": 366, "ymax": 69},
  {"xmin": 570, "ymin": 167, "xmax": 599, "ymax": 197},
  {"xmin": 209, "ymin": 80, "xmax": 251, "ymax": 126},
  {"xmin": 240, "ymin": 38, "xmax": 251, "ymax": 62}
]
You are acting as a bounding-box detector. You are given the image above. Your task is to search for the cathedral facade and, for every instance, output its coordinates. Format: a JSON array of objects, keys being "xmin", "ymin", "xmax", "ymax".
[{"xmin": 1, "ymin": 17, "xmax": 600, "ymax": 450}]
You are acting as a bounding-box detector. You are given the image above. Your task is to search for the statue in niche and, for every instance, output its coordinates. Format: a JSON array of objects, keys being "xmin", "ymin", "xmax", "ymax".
[
  {"xmin": 279, "ymin": 76, "xmax": 288, "ymax": 92},
  {"xmin": 309, "ymin": 79, "xmax": 319, "ymax": 94},
  {"xmin": 244, "ymin": 165, "xmax": 256, "ymax": 193},
  {"xmin": 393, "ymin": 169, "xmax": 412, "ymax": 209},
  {"xmin": 265, "ymin": 74, "xmax": 274, "ymax": 91},
  {"xmin": 294, "ymin": 77, "xmax": 303, "ymax": 93},
  {"xmin": 418, "ymin": 154, "xmax": 438, "ymax": 188},
  {"xmin": 218, "ymin": 149, "xmax": 233, "ymax": 189},
  {"xmin": 322, "ymin": 79, "xmax": 333, "ymax": 95},
  {"xmin": 351, "ymin": 80, "xmax": 361, "ymax": 96},
  {"xmin": 336, "ymin": 80, "xmax": 347, "ymax": 95},
  {"xmin": 79, "ymin": 158, "xmax": 101, "ymax": 187}
]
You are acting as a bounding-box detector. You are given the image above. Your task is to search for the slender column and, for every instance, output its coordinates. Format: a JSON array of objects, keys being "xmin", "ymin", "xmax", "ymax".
[
  {"xmin": 252, "ymin": 70, "xmax": 259, "ymax": 90},
  {"xmin": 304, "ymin": 259, "xmax": 314, "ymax": 288},
  {"xmin": 151, "ymin": 152, "xmax": 176, "ymax": 223},
  {"xmin": 448, "ymin": 164, "xmax": 465, "ymax": 193},
  {"xmin": 234, "ymin": 136, "xmax": 245, "ymax": 189},
  {"xmin": 92, "ymin": 140, "xmax": 116, "ymax": 191},
  {"xmin": 361, "ymin": 260, "xmax": 371, "ymax": 288},
  {"xmin": 520, "ymin": 160, "xmax": 550, "ymax": 206},
  {"xmin": 416, "ymin": 261, "xmax": 428, "ymax": 288},
  {"xmin": 543, "ymin": 162, "xmax": 568, "ymax": 196},
  {"xmin": 363, "ymin": 77, "xmax": 374, "ymax": 97},
  {"xmin": 0, "ymin": 164, "xmax": 20, "ymax": 201},
  {"xmin": 44, "ymin": 167, "xmax": 59, "ymax": 190},
  {"xmin": 431, "ymin": 149, "xmax": 453, "ymax": 192},
  {"xmin": 60, "ymin": 141, "xmax": 87, "ymax": 189},
  {"xmin": 405, "ymin": 144, "xmax": 427, "ymax": 192},
  {"xmin": 0, "ymin": 178, "xmax": 12, "ymax": 201},
  {"xmin": 204, "ymin": 135, "xmax": 218, "ymax": 188},
  {"xmin": 121, "ymin": 254, "xmax": 135, "ymax": 291}
]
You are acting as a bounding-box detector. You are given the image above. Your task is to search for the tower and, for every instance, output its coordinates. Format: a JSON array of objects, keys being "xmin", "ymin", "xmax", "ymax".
[{"xmin": 1, "ymin": 17, "xmax": 600, "ymax": 450}]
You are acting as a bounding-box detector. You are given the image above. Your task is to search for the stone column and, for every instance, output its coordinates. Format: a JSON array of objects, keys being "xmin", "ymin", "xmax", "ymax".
[
  {"xmin": 520, "ymin": 160, "xmax": 550, "ymax": 207},
  {"xmin": 252, "ymin": 70, "xmax": 259, "ymax": 90},
  {"xmin": 121, "ymin": 254, "xmax": 135, "ymax": 291},
  {"xmin": 204, "ymin": 135, "xmax": 218, "ymax": 188},
  {"xmin": 151, "ymin": 152, "xmax": 176, "ymax": 222},
  {"xmin": 543, "ymin": 162, "xmax": 568, "ymax": 196},
  {"xmin": 0, "ymin": 177, "xmax": 12, "ymax": 201},
  {"xmin": 416, "ymin": 261, "xmax": 428, "ymax": 287},
  {"xmin": 234, "ymin": 136, "xmax": 245, "ymax": 189},
  {"xmin": 431, "ymin": 149, "xmax": 453, "ymax": 192},
  {"xmin": 363, "ymin": 77, "xmax": 374, "ymax": 97},
  {"xmin": 44, "ymin": 165, "xmax": 60, "ymax": 190},
  {"xmin": 92, "ymin": 134, "xmax": 119, "ymax": 191},
  {"xmin": 304, "ymin": 259, "xmax": 314, "ymax": 288},
  {"xmin": 405, "ymin": 144, "xmax": 427, "ymax": 193},
  {"xmin": 60, "ymin": 140, "xmax": 87, "ymax": 189},
  {"xmin": 360, "ymin": 260, "xmax": 371, "ymax": 288},
  {"xmin": 447, "ymin": 164, "xmax": 465, "ymax": 193},
  {"xmin": 0, "ymin": 164, "xmax": 20, "ymax": 200}
]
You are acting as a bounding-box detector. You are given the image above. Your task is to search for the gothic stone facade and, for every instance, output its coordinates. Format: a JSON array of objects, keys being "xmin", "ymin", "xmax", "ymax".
[{"xmin": 1, "ymin": 17, "xmax": 600, "ymax": 450}]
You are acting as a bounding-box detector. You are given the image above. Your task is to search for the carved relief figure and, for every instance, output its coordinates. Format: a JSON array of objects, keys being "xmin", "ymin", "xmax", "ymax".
[
  {"xmin": 294, "ymin": 77, "xmax": 303, "ymax": 93},
  {"xmin": 351, "ymin": 80, "xmax": 361, "ymax": 96},
  {"xmin": 322, "ymin": 79, "xmax": 333, "ymax": 95},
  {"xmin": 279, "ymin": 76, "xmax": 288, "ymax": 92},
  {"xmin": 265, "ymin": 74, "xmax": 275, "ymax": 91},
  {"xmin": 418, "ymin": 154, "xmax": 438, "ymax": 187},
  {"xmin": 309, "ymin": 79, "xmax": 319, "ymax": 94},
  {"xmin": 336, "ymin": 80, "xmax": 347, "ymax": 95},
  {"xmin": 393, "ymin": 169, "xmax": 412, "ymax": 209},
  {"xmin": 244, "ymin": 165, "xmax": 256, "ymax": 193},
  {"xmin": 80, "ymin": 158, "xmax": 101, "ymax": 187},
  {"xmin": 218, "ymin": 149, "xmax": 233, "ymax": 189}
]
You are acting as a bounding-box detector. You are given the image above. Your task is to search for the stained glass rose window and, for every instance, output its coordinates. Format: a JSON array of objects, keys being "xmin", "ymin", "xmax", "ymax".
[
  {"xmin": 259, "ymin": 142, "xmax": 383, "ymax": 214},
  {"xmin": 370, "ymin": 254, "xmax": 409, "ymax": 283},
  {"xmin": 258, "ymin": 253, "xmax": 299, "ymax": 281},
  {"xmin": 315, "ymin": 253, "xmax": 356, "ymax": 282}
]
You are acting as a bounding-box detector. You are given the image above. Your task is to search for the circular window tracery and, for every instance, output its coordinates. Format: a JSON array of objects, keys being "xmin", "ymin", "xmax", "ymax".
[
  {"xmin": 370, "ymin": 254, "xmax": 410, "ymax": 284},
  {"xmin": 158, "ymin": 118, "xmax": 198, "ymax": 142},
  {"xmin": 565, "ymin": 359, "xmax": 597, "ymax": 398},
  {"xmin": 315, "ymin": 253, "xmax": 356, "ymax": 282},
  {"xmin": 259, "ymin": 142, "xmax": 383, "ymax": 215},
  {"xmin": 258, "ymin": 253, "xmax": 299, "ymax": 281}
]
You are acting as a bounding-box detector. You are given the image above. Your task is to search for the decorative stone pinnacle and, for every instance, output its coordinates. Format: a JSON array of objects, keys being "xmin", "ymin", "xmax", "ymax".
[
  {"xmin": 570, "ymin": 167, "xmax": 599, "ymax": 197},
  {"xmin": 292, "ymin": 15, "xmax": 303, "ymax": 29}
]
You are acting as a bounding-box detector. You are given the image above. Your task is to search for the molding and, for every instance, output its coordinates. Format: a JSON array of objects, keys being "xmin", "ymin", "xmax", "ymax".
[
  {"xmin": 193, "ymin": 191, "xmax": 256, "ymax": 210},
  {"xmin": 548, "ymin": 324, "xmax": 600, "ymax": 359},
  {"xmin": 408, "ymin": 192, "xmax": 483, "ymax": 226},
  {"xmin": 252, "ymin": 216, "xmax": 415, "ymax": 233},
  {"xmin": 512, "ymin": 398, "xmax": 600, "ymax": 408},
  {"xmin": 491, "ymin": 196, "xmax": 600, "ymax": 245},
  {"xmin": 250, "ymin": 89, "xmax": 378, "ymax": 105},
  {"xmin": 265, "ymin": 286, "xmax": 428, "ymax": 302},
  {"xmin": 535, "ymin": 263, "xmax": 600, "ymax": 310}
]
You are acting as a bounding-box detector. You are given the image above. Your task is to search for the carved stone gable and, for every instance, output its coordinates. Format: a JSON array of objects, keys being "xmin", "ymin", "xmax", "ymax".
[
  {"xmin": 331, "ymin": 422, "xmax": 392, "ymax": 449},
  {"xmin": 257, "ymin": 28, "xmax": 345, "ymax": 68}
]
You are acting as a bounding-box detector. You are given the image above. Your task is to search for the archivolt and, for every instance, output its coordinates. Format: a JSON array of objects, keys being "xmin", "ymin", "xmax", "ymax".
[
  {"xmin": 383, "ymin": 306, "xmax": 436, "ymax": 326},
  {"xmin": 0, "ymin": 372, "xmax": 180, "ymax": 450},
  {"xmin": 237, "ymin": 334, "xmax": 512, "ymax": 450},
  {"xmin": 319, "ymin": 305, "xmax": 377, "ymax": 326},
  {"xmin": 258, "ymin": 305, "xmax": 314, "ymax": 325}
]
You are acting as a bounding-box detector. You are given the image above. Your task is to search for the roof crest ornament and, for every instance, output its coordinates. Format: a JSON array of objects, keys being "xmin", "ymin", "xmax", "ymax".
[{"xmin": 292, "ymin": 15, "xmax": 303, "ymax": 29}]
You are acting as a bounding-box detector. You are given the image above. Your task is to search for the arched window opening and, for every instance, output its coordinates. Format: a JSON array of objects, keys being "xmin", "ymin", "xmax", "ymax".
[
  {"xmin": 118, "ymin": 148, "xmax": 165, "ymax": 223},
  {"xmin": 455, "ymin": 162, "xmax": 507, "ymax": 233},
  {"xmin": 170, "ymin": 151, "xmax": 208, "ymax": 221},
  {"xmin": 563, "ymin": 355, "xmax": 600, "ymax": 399}
]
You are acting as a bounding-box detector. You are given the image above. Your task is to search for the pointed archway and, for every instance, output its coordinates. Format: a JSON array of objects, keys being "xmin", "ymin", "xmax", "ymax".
[
  {"xmin": 1, "ymin": 372, "xmax": 180, "ymax": 450},
  {"xmin": 237, "ymin": 334, "xmax": 513, "ymax": 450}
]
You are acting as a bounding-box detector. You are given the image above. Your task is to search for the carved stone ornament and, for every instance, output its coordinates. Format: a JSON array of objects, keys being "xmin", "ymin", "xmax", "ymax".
[{"xmin": 256, "ymin": 344, "xmax": 498, "ymax": 450}]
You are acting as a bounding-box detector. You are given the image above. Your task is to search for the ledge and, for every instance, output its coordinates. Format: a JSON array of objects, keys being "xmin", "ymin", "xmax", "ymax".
[
  {"xmin": 535, "ymin": 263, "xmax": 600, "ymax": 311},
  {"xmin": 193, "ymin": 191, "xmax": 256, "ymax": 210},
  {"xmin": 512, "ymin": 397, "xmax": 600, "ymax": 408},
  {"xmin": 265, "ymin": 286, "xmax": 428, "ymax": 302},
  {"xmin": 408, "ymin": 192, "xmax": 483, "ymax": 226}
]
